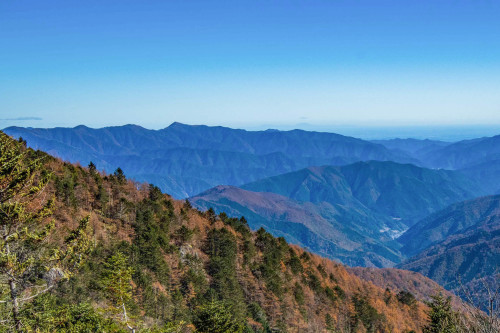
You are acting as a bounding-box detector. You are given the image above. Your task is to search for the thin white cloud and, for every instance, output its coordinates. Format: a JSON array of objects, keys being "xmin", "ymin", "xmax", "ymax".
[{"xmin": 1, "ymin": 116, "xmax": 42, "ymax": 121}]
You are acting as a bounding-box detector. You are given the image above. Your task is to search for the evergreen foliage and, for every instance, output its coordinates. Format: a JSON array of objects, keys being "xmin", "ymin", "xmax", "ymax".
[
  {"xmin": 293, "ymin": 282, "xmax": 305, "ymax": 306},
  {"xmin": 287, "ymin": 249, "xmax": 303, "ymax": 275},
  {"xmin": 101, "ymin": 252, "xmax": 135, "ymax": 331},
  {"xmin": 397, "ymin": 290, "xmax": 417, "ymax": 307},
  {"xmin": 255, "ymin": 228, "xmax": 287, "ymax": 296},
  {"xmin": 113, "ymin": 168, "xmax": 126, "ymax": 185},
  {"xmin": 326, "ymin": 313, "xmax": 335, "ymax": 331},
  {"xmin": 17, "ymin": 293, "xmax": 124, "ymax": 333},
  {"xmin": 204, "ymin": 228, "xmax": 246, "ymax": 320},
  {"xmin": 193, "ymin": 300, "xmax": 244, "ymax": 333},
  {"xmin": 423, "ymin": 293, "xmax": 458, "ymax": 333},
  {"xmin": 132, "ymin": 201, "xmax": 170, "ymax": 283},
  {"xmin": 351, "ymin": 294, "xmax": 387, "ymax": 332}
]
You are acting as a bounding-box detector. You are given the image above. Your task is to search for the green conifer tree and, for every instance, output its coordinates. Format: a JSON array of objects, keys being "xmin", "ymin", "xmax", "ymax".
[
  {"xmin": 423, "ymin": 293, "xmax": 458, "ymax": 333},
  {"xmin": 114, "ymin": 168, "xmax": 126, "ymax": 185},
  {"xmin": 193, "ymin": 300, "xmax": 244, "ymax": 333},
  {"xmin": 326, "ymin": 313, "xmax": 335, "ymax": 331}
]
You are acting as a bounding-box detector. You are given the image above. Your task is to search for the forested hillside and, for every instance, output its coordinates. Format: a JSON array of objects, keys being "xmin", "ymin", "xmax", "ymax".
[
  {"xmin": 0, "ymin": 131, "xmax": 453, "ymax": 332},
  {"xmin": 398, "ymin": 195, "xmax": 500, "ymax": 305},
  {"xmin": 399, "ymin": 195, "xmax": 500, "ymax": 257}
]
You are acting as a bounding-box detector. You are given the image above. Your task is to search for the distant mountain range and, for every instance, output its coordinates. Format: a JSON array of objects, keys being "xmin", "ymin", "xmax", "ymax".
[
  {"xmin": 421, "ymin": 135, "xmax": 500, "ymax": 170},
  {"xmin": 373, "ymin": 135, "xmax": 500, "ymax": 169},
  {"xmin": 375, "ymin": 136, "xmax": 500, "ymax": 195},
  {"xmin": 371, "ymin": 138, "xmax": 451, "ymax": 163},
  {"xmin": 3, "ymin": 123, "xmax": 417, "ymax": 198},
  {"xmin": 6, "ymin": 124, "xmax": 500, "ymax": 199},
  {"xmin": 190, "ymin": 161, "xmax": 482, "ymax": 267}
]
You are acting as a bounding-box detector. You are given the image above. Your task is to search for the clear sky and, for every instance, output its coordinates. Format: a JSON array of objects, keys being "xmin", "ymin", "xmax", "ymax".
[{"xmin": 1, "ymin": 0, "xmax": 500, "ymax": 133}]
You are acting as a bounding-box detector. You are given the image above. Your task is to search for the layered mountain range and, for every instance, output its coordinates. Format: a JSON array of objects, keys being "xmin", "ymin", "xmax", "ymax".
[
  {"xmin": 3, "ymin": 123, "xmax": 500, "ymax": 308},
  {"xmin": 6, "ymin": 123, "xmax": 499, "ymax": 199},
  {"xmin": 4, "ymin": 123, "xmax": 417, "ymax": 198},
  {"xmin": 375, "ymin": 135, "xmax": 500, "ymax": 194}
]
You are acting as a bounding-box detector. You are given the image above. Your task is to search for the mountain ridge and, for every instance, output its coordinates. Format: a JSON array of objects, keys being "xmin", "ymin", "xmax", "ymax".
[{"xmin": 3, "ymin": 123, "xmax": 418, "ymax": 198}]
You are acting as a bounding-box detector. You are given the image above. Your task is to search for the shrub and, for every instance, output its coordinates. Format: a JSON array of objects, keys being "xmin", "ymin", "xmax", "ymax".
[
  {"xmin": 397, "ymin": 290, "xmax": 417, "ymax": 307},
  {"xmin": 294, "ymin": 283, "xmax": 305, "ymax": 306}
]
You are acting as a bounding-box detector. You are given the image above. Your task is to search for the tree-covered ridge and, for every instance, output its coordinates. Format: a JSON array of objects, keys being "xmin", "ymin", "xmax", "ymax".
[
  {"xmin": 0, "ymin": 131, "xmax": 491, "ymax": 332},
  {"xmin": 397, "ymin": 194, "xmax": 500, "ymax": 315}
]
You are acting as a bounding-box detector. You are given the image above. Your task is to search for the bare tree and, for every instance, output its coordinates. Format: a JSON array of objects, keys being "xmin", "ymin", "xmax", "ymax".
[{"xmin": 455, "ymin": 273, "xmax": 500, "ymax": 333}]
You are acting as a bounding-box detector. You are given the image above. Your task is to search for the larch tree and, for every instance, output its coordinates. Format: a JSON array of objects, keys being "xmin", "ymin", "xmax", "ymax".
[
  {"xmin": 0, "ymin": 132, "xmax": 91, "ymax": 332},
  {"xmin": 101, "ymin": 251, "xmax": 135, "ymax": 333}
]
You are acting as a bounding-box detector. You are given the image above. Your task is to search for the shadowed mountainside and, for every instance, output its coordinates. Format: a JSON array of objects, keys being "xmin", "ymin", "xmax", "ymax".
[
  {"xmin": 399, "ymin": 195, "xmax": 500, "ymax": 256},
  {"xmin": 243, "ymin": 161, "xmax": 482, "ymax": 227},
  {"xmin": 421, "ymin": 135, "xmax": 500, "ymax": 170},
  {"xmin": 371, "ymin": 138, "xmax": 450, "ymax": 163},
  {"xmin": 190, "ymin": 161, "xmax": 482, "ymax": 267},
  {"xmin": 398, "ymin": 195, "xmax": 500, "ymax": 296}
]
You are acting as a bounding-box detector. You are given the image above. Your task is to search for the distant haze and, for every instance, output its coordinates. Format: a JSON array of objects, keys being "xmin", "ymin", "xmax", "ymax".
[
  {"xmin": 242, "ymin": 124, "xmax": 500, "ymax": 141},
  {"xmin": 3, "ymin": 122, "xmax": 499, "ymax": 141}
]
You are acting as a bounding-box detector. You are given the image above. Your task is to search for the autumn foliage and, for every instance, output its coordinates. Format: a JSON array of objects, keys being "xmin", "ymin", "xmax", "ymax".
[{"xmin": 0, "ymin": 131, "xmax": 478, "ymax": 332}]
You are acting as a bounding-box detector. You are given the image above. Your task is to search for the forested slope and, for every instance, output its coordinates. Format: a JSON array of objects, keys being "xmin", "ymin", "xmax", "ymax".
[{"xmin": 0, "ymin": 131, "xmax": 441, "ymax": 332}]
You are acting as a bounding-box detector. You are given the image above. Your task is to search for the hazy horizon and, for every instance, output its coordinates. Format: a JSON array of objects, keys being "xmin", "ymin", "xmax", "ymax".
[{"xmin": 3, "ymin": 121, "xmax": 499, "ymax": 141}]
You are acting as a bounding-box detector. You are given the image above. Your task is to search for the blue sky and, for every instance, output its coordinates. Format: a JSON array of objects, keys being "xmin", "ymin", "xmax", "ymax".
[{"xmin": 1, "ymin": 0, "xmax": 500, "ymax": 134}]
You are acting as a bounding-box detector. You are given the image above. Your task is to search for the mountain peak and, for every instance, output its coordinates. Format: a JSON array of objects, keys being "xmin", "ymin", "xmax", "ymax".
[
  {"xmin": 167, "ymin": 121, "xmax": 188, "ymax": 128},
  {"xmin": 73, "ymin": 124, "xmax": 90, "ymax": 129}
]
